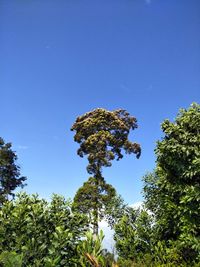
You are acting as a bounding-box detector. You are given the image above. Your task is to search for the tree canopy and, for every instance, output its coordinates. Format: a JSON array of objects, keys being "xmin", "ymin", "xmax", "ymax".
[
  {"xmin": 143, "ymin": 103, "xmax": 200, "ymax": 264},
  {"xmin": 71, "ymin": 108, "xmax": 141, "ymax": 177},
  {"xmin": 0, "ymin": 137, "xmax": 26, "ymax": 205}
]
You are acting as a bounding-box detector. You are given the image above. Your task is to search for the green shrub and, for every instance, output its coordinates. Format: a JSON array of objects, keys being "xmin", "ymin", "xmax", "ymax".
[
  {"xmin": 77, "ymin": 230, "xmax": 105, "ymax": 266},
  {"xmin": 0, "ymin": 251, "xmax": 23, "ymax": 267},
  {"xmin": 0, "ymin": 193, "xmax": 88, "ymax": 266}
]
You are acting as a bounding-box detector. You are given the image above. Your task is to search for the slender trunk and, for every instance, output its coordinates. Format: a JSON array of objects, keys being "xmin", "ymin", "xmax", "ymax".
[
  {"xmin": 93, "ymin": 163, "xmax": 101, "ymax": 237},
  {"xmin": 93, "ymin": 176, "xmax": 99, "ymax": 237},
  {"xmin": 93, "ymin": 211, "xmax": 98, "ymax": 237}
]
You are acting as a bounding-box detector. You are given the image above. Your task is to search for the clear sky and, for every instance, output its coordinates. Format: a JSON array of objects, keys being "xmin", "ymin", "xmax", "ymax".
[{"xmin": 1, "ymin": 0, "xmax": 200, "ymax": 205}]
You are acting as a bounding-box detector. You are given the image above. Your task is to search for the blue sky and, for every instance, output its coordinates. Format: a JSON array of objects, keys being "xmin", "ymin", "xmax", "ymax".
[{"xmin": 1, "ymin": 0, "xmax": 200, "ymax": 205}]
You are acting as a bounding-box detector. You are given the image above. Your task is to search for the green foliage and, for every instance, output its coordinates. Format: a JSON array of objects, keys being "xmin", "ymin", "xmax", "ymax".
[
  {"xmin": 143, "ymin": 103, "xmax": 200, "ymax": 265},
  {"xmin": 0, "ymin": 193, "xmax": 88, "ymax": 266},
  {"xmin": 0, "ymin": 251, "xmax": 23, "ymax": 267},
  {"xmin": 71, "ymin": 108, "xmax": 141, "ymax": 176},
  {"xmin": 77, "ymin": 230, "xmax": 105, "ymax": 267},
  {"xmin": 152, "ymin": 241, "xmax": 187, "ymax": 266},
  {"xmin": 114, "ymin": 207, "xmax": 153, "ymax": 262},
  {"xmin": 101, "ymin": 249, "xmax": 115, "ymax": 267},
  {"xmin": 114, "ymin": 103, "xmax": 200, "ymax": 266},
  {"xmin": 103, "ymin": 193, "xmax": 126, "ymax": 228},
  {"xmin": 73, "ymin": 176, "xmax": 125, "ymax": 234},
  {"xmin": 0, "ymin": 137, "xmax": 26, "ymax": 205},
  {"xmin": 1, "ymin": 104, "xmax": 199, "ymax": 266}
]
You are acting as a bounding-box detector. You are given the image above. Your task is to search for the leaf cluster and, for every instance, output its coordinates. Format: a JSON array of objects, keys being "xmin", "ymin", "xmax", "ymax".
[
  {"xmin": 114, "ymin": 207, "xmax": 153, "ymax": 261},
  {"xmin": 71, "ymin": 108, "xmax": 141, "ymax": 175},
  {"xmin": 0, "ymin": 193, "xmax": 88, "ymax": 266},
  {"xmin": 77, "ymin": 230, "xmax": 105, "ymax": 267},
  {"xmin": 142, "ymin": 103, "xmax": 200, "ymax": 264}
]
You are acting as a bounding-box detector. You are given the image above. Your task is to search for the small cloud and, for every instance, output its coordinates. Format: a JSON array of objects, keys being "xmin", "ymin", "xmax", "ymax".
[
  {"xmin": 99, "ymin": 220, "xmax": 109, "ymax": 228},
  {"xmin": 99, "ymin": 220, "xmax": 115, "ymax": 251},
  {"xmin": 45, "ymin": 44, "xmax": 50, "ymax": 49},
  {"xmin": 145, "ymin": 0, "xmax": 151, "ymax": 4},
  {"xmin": 17, "ymin": 145, "xmax": 28, "ymax": 150}
]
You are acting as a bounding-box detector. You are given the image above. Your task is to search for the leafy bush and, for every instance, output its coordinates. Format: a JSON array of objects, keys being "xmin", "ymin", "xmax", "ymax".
[
  {"xmin": 77, "ymin": 230, "xmax": 105, "ymax": 266},
  {"xmin": 143, "ymin": 103, "xmax": 200, "ymax": 265},
  {"xmin": 0, "ymin": 192, "xmax": 88, "ymax": 266},
  {"xmin": 114, "ymin": 207, "xmax": 153, "ymax": 262},
  {"xmin": 0, "ymin": 251, "xmax": 23, "ymax": 267}
]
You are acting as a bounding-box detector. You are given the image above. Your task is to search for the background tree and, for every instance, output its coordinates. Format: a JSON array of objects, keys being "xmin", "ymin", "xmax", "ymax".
[
  {"xmin": 71, "ymin": 108, "xmax": 141, "ymax": 235},
  {"xmin": 143, "ymin": 103, "xmax": 200, "ymax": 264},
  {"xmin": 0, "ymin": 137, "xmax": 26, "ymax": 205},
  {"xmin": 73, "ymin": 176, "xmax": 125, "ymax": 233},
  {"xmin": 114, "ymin": 207, "xmax": 153, "ymax": 264}
]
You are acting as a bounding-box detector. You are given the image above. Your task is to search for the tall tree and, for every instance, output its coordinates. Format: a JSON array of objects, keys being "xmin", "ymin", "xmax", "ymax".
[
  {"xmin": 143, "ymin": 103, "xmax": 200, "ymax": 264},
  {"xmin": 0, "ymin": 137, "xmax": 26, "ymax": 205},
  {"xmin": 71, "ymin": 108, "xmax": 141, "ymax": 234}
]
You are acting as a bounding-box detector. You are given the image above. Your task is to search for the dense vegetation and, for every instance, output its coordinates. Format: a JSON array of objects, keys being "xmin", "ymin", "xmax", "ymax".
[
  {"xmin": 0, "ymin": 193, "xmax": 88, "ymax": 266},
  {"xmin": 0, "ymin": 103, "xmax": 199, "ymax": 266},
  {"xmin": 115, "ymin": 103, "xmax": 200, "ymax": 266}
]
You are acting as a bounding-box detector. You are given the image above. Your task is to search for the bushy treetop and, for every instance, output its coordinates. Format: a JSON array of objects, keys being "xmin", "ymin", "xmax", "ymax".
[
  {"xmin": 71, "ymin": 108, "xmax": 141, "ymax": 175},
  {"xmin": 156, "ymin": 102, "xmax": 200, "ymax": 184}
]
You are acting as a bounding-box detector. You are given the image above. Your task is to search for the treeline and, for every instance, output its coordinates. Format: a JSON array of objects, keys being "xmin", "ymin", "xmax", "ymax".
[{"xmin": 0, "ymin": 103, "xmax": 199, "ymax": 266}]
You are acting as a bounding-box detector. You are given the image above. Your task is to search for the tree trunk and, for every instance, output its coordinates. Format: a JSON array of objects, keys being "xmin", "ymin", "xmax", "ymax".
[
  {"xmin": 93, "ymin": 164, "xmax": 101, "ymax": 237},
  {"xmin": 93, "ymin": 176, "xmax": 99, "ymax": 237}
]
